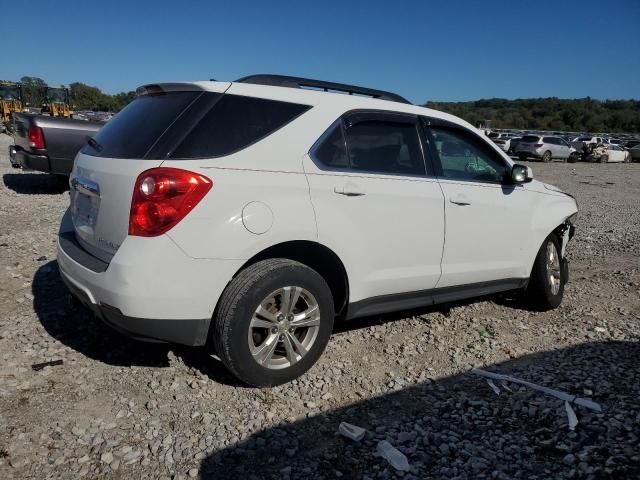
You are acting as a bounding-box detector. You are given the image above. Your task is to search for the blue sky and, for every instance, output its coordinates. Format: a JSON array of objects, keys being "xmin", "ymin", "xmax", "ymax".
[{"xmin": 4, "ymin": 0, "xmax": 639, "ymax": 103}]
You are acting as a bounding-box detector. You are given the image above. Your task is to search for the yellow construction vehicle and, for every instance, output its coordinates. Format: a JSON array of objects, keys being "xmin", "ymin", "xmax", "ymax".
[
  {"xmin": 0, "ymin": 81, "xmax": 24, "ymax": 129},
  {"xmin": 41, "ymin": 86, "xmax": 74, "ymax": 118}
]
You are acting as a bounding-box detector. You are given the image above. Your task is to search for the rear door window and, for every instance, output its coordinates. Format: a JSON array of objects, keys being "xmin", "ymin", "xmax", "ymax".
[
  {"xmin": 169, "ymin": 95, "xmax": 310, "ymax": 159},
  {"xmin": 345, "ymin": 119, "xmax": 425, "ymax": 176},
  {"xmin": 82, "ymin": 91, "xmax": 200, "ymax": 159}
]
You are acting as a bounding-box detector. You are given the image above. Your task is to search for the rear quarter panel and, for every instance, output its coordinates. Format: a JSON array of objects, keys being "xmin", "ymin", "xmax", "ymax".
[{"xmin": 161, "ymin": 163, "xmax": 318, "ymax": 260}]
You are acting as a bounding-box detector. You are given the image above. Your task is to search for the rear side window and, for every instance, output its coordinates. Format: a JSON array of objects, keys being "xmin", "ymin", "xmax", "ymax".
[
  {"xmin": 82, "ymin": 91, "xmax": 199, "ymax": 158},
  {"xmin": 345, "ymin": 121, "xmax": 425, "ymax": 176},
  {"xmin": 169, "ymin": 95, "xmax": 310, "ymax": 159},
  {"xmin": 311, "ymin": 121, "xmax": 349, "ymax": 168}
]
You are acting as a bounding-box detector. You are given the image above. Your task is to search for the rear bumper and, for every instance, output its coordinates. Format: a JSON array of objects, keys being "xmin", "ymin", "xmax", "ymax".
[
  {"xmin": 60, "ymin": 271, "xmax": 210, "ymax": 345},
  {"xmin": 11, "ymin": 146, "xmax": 50, "ymax": 171},
  {"xmin": 9, "ymin": 146, "xmax": 73, "ymax": 174},
  {"xmin": 56, "ymin": 209, "xmax": 243, "ymax": 346}
]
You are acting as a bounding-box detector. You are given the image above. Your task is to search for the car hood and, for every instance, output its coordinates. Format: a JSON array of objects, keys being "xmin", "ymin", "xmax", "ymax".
[{"xmin": 527, "ymin": 179, "xmax": 575, "ymax": 199}]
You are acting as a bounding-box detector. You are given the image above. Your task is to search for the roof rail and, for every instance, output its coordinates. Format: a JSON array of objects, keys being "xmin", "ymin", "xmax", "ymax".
[{"xmin": 235, "ymin": 74, "xmax": 411, "ymax": 104}]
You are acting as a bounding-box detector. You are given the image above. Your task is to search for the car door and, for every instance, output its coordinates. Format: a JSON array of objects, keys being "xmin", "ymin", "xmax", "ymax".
[
  {"xmin": 303, "ymin": 112, "xmax": 445, "ymax": 303},
  {"xmin": 423, "ymin": 118, "xmax": 532, "ymax": 288},
  {"xmin": 551, "ymin": 137, "xmax": 570, "ymax": 159}
]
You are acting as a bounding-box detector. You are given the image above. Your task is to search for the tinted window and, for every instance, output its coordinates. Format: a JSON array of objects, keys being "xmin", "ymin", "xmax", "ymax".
[
  {"xmin": 345, "ymin": 120, "xmax": 425, "ymax": 175},
  {"xmin": 430, "ymin": 127, "xmax": 508, "ymax": 183},
  {"xmin": 311, "ymin": 121, "xmax": 348, "ymax": 168},
  {"xmin": 521, "ymin": 135, "xmax": 541, "ymax": 143},
  {"xmin": 542, "ymin": 136, "xmax": 555, "ymax": 144},
  {"xmin": 82, "ymin": 91, "xmax": 200, "ymax": 158},
  {"xmin": 170, "ymin": 95, "xmax": 310, "ymax": 158}
]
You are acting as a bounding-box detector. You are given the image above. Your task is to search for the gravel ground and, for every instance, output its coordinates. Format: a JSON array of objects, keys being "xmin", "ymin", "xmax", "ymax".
[{"xmin": 0, "ymin": 132, "xmax": 639, "ymax": 479}]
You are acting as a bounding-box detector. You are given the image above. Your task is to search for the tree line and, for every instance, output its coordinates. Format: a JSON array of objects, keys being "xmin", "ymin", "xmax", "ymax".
[
  {"xmin": 424, "ymin": 97, "xmax": 640, "ymax": 133},
  {"xmin": 4, "ymin": 76, "xmax": 136, "ymax": 112}
]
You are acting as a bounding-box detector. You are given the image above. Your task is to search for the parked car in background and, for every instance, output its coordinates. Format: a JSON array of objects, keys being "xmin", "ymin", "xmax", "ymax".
[
  {"xmin": 56, "ymin": 74, "xmax": 577, "ymax": 386},
  {"xmin": 587, "ymin": 144, "xmax": 632, "ymax": 163},
  {"xmin": 508, "ymin": 136, "xmax": 523, "ymax": 154},
  {"xmin": 629, "ymin": 145, "xmax": 640, "ymax": 161},
  {"xmin": 623, "ymin": 139, "xmax": 640, "ymax": 150},
  {"xmin": 570, "ymin": 135, "xmax": 607, "ymax": 152},
  {"xmin": 9, "ymin": 112, "xmax": 104, "ymax": 177},
  {"xmin": 515, "ymin": 135, "xmax": 577, "ymax": 162}
]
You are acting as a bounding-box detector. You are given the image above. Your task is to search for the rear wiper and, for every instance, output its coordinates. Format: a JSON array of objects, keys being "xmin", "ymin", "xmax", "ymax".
[{"xmin": 87, "ymin": 137, "xmax": 103, "ymax": 152}]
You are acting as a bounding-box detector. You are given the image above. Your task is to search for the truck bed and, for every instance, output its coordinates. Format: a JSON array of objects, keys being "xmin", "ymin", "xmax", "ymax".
[{"xmin": 10, "ymin": 113, "xmax": 104, "ymax": 175}]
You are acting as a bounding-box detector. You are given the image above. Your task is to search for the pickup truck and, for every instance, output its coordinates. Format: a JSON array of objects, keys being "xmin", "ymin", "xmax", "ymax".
[{"xmin": 9, "ymin": 113, "xmax": 103, "ymax": 176}]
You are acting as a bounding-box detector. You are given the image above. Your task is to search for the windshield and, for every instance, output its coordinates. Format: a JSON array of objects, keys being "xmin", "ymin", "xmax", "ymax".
[
  {"xmin": 0, "ymin": 85, "xmax": 19, "ymax": 100},
  {"xmin": 46, "ymin": 88, "xmax": 67, "ymax": 103}
]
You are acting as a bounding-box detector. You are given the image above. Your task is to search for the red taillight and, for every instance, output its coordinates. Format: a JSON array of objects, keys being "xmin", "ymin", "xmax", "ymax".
[
  {"xmin": 28, "ymin": 126, "xmax": 46, "ymax": 149},
  {"xmin": 128, "ymin": 168, "xmax": 212, "ymax": 237},
  {"xmin": 533, "ymin": 143, "xmax": 544, "ymax": 148}
]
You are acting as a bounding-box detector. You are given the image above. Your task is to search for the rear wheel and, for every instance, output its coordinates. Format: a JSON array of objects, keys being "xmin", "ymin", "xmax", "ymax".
[
  {"xmin": 542, "ymin": 150, "xmax": 552, "ymax": 162},
  {"xmin": 525, "ymin": 234, "xmax": 566, "ymax": 310},
  {"xmin": 212, "ymin": 259, "xmax": 334, "ymax": 386}
]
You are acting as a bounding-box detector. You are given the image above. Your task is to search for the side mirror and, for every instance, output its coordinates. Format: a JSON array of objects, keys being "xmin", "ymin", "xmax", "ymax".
[{"xmin": 511, "ymin": 164, "xmax": 533, "ymax": 184}]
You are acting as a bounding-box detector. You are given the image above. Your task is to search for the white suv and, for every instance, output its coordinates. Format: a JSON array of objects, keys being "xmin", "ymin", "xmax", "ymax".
[{"xmin": 57, "ymin": 75, "xmax": 577, "ymax": 386}]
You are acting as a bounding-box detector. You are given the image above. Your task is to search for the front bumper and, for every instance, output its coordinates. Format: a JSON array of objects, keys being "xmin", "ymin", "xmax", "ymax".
[{"xmin": 57, "ymin": 209, "xmax": 242, "ymax": 346}]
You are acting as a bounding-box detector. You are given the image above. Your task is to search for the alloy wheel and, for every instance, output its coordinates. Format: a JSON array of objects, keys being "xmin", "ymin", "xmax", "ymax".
[
  {"xmin": 248, "ymin": 287, "xmax": 321, "ymax": 369},
  {"xmin": 546, "ymin": 242, "xmax": 562, "ymax": 295}
]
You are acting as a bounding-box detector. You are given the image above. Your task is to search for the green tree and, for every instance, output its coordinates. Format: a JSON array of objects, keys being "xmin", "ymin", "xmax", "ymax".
[{"xmin": 20, "ymin": 76, "xmax": 47, "ymax": 107}]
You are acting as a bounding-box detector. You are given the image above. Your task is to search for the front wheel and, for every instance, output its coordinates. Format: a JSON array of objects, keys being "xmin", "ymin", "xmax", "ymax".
[
  {"xmin": 212, "ymin": 259, "xmax": 334, "ymax": 387},
  {"xmin": 525, "ymin": 234, "xmax": 566, "ymax": 310}
]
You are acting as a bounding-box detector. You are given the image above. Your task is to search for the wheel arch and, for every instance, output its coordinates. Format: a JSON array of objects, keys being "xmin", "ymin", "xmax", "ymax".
[{"xmin": 232, "ymin": 240, "xmax": 350, "ymax": 317}]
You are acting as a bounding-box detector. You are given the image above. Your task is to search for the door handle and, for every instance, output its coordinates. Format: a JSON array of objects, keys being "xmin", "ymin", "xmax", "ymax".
[
  {"xmin": 449, "ymin": 195, "xmax": 471, "ymax": 206},
  {"xmin": 334, "ymin": 184, "xmax": 365, "ymax": 196}
]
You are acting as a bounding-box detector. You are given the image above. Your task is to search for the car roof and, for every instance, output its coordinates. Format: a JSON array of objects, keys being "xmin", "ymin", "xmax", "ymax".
[{"xmin": 142, "ymin": 79, "xmax": 480, "ymax": 134}]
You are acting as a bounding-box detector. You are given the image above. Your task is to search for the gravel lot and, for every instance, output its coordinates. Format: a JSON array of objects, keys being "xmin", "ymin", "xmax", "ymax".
[{"xmin": 0, "ymin": 132, "xmax": 639, "ymax": 479}]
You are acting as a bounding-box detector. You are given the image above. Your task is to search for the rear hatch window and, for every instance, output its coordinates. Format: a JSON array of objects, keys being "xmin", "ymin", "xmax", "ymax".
[
  {"xmin": 82, "ymin": 91, "xmax": 200, "ymax": 159},
  {"xmin": 520, "ymin": 135, "xmax": 540, "ymax": 143},
  {"xmin": 82, "ymin": 91, "xmax": 310, "ymax": 160}
]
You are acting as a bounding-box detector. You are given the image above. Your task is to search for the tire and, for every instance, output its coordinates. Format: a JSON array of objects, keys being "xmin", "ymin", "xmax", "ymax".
[
  {"xmin": 525, "ymin": 234, "xmax": 566, "ymax": 310},
  {"xmin": 542, "ymin": 150, "xmax": 552, "ymax": 163},
  {"xmin": 599, "ymin": 155, "xmax": 608, "ymax": 164},
  {"xmin": 212, "ymin": 259, "xmax": 335, "ymax": 387},
  {"xmin": 567, "ymin": 153, "xmax": 578, "ymax": 164},
  {"xmin": 518, "ymin": 153, "xmax": 527, "ymax": 162}
]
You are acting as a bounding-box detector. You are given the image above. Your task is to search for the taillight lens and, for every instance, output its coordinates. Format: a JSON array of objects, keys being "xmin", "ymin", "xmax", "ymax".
[
  {"xmin": 28, "ymin": 126, "xmax": 46, "ymax": 149},
  {"xmin": 129, "ymin": 168, "xmax": 212, "ymax": 237},
  {"xmin": 533, "ymin": 143, "xmax": 543, "ymax": 148}
]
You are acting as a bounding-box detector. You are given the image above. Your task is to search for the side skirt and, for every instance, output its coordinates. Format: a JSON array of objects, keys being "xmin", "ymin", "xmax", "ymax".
[{"xmin": 345, "ymin": 278, "xmax": 528, "ymax": 320}]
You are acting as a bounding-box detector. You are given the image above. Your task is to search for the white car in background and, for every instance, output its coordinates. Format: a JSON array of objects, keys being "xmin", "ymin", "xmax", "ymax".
[
  {"xmin": 57, "ymin": 75, "xmax": 578, "ymax": 386},
  {"xmin": 593, "ymin": 144, "xmax": 632, "ymax": 163}
]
